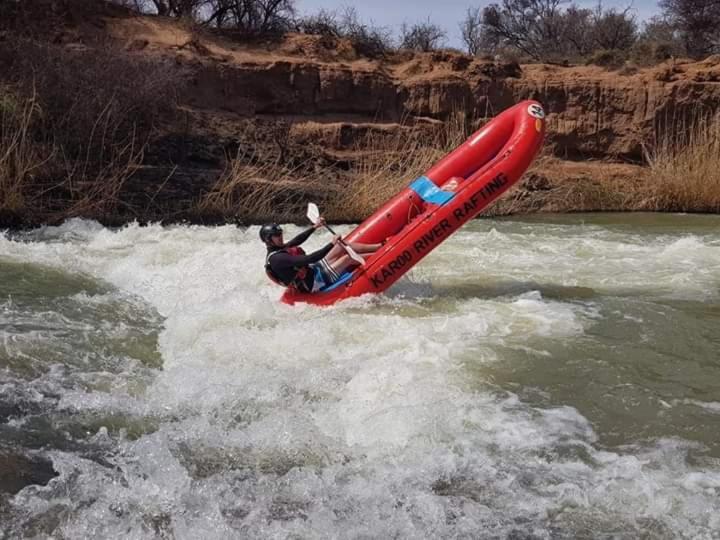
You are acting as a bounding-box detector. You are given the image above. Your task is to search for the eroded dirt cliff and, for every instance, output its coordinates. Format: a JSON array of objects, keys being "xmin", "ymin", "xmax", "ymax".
[
  {"xmin": 2, "ymin": 3, "xmax": 719, "ymax": 225},
  {"xmin": 102, "ymin": 15, "xmax": 720, "ymax": 161}
]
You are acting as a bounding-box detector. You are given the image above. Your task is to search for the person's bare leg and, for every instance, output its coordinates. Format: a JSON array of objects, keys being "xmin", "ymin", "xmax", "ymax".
[
  {"xmin": 325, "ymin": 241, "xmax": 381, "ymax": 265},
  {"xmin": 325, "ymin": 243, "xmax": 348, "ymax": 263},
  {"xmin": 326, "ymin": 254, "xmax": 359, "ymax": 276}
]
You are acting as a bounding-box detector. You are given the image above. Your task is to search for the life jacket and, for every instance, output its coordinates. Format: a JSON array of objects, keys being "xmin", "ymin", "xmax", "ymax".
[{"xmin": 265, "ymin": 246, "xmax": 308, "ymax": 289}]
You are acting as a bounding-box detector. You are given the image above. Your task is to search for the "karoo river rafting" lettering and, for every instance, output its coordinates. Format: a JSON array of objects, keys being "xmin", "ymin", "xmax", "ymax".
[{"xmin": 369, "ymin": 173, "xmax": 508, "ymax": 288}]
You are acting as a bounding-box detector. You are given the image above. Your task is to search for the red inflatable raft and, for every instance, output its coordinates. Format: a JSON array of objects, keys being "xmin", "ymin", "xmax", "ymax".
[{"xmin": 281, "ymin": 100, "xmax": 546, "ymax": 306}]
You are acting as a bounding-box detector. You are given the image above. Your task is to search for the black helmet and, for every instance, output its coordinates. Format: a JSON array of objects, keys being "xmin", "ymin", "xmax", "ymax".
[{"xmin": 259, "ymin": 223, "xmax": 283, "ymax": 244}]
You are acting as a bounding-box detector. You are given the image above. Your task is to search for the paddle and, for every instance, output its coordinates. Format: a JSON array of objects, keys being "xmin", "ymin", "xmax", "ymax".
[{"xmin": 306, "ymin": 203, "xmax": 365, "ymax": 265}]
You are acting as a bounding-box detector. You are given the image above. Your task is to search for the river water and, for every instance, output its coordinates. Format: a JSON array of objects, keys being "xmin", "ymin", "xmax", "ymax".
[{"xmin": 1, "ymin": 214, "xmax": 719, "ymax": 539}]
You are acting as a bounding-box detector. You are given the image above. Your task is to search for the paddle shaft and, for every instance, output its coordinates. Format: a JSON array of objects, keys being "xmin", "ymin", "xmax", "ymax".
[{"xmin": 318, "ymin": 223, "xmax": 364, "ymax": 264}]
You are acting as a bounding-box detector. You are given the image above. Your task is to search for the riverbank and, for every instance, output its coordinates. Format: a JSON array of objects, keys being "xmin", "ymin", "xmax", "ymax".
[{"xmin": 1, "ymin": 2, "xmax": 719, "ymax": 228}]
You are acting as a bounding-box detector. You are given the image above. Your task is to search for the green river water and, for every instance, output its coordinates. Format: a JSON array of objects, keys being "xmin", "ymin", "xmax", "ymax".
[{"xmin": 0, "ymin": 213, "xmax": 719, "ymax": 539}]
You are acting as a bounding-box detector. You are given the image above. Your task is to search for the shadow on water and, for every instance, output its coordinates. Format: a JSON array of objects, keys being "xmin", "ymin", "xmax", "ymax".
[
  {"xmin": 351, "ymin": 277, "xmax": 600, "ymax": 318},
  {"xmin": 386, "ymin": 274, "xmax": 717, "ymax": 308},
  {"xmin": 385, "ymin": 278, "xmax": 598, "ymax": 304},
  {"xmin": 0, "ymin": 447, "xmax": 57, "ymax": 496},
  {"xmin": 0, "ymin": 260, "xmax": 109, "ymax": 299}
]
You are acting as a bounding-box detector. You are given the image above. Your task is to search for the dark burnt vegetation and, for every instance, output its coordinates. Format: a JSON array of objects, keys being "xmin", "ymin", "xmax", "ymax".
[{"xmin": 0, "ymin": 5, "xmax": 186, "ymax": 226}]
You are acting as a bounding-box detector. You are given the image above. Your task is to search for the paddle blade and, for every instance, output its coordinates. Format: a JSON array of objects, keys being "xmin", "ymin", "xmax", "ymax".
[
  {"xmin": 307, "ymin": 201, "xmax": 364, "ymax": 265},
  {"xmin": 306, "ymin": 202, "xmax": 320, "ymax": 225}
]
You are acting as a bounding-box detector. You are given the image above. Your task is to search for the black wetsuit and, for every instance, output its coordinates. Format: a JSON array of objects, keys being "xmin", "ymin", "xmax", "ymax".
[{"xmin": 266, "ymin": 227, "xmax": 333, "ymax": 291}]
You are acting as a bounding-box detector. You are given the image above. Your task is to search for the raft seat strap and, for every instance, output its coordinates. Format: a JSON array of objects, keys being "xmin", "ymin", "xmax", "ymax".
[{"xmin": 409, "ymin": 176, "xmax": 455, "ymax": 206}]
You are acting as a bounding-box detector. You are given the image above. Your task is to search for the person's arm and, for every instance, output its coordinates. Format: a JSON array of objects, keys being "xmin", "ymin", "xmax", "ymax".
[
  {"xmin": 284, "ymin": 227, "xmax": 316, "ymax": 248},
  {"xmin": 270, "ymin": 243, "xmax": 334, "ymax": 270}
]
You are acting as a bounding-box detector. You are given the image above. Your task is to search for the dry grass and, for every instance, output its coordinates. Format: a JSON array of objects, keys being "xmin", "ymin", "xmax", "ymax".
[
  {"xmin": 326, "ymin": 113, "xmax": 720, "ymax": 218},
  {"xmin": 0, "ymin": 88, "xmax": 53, "ymax": 216},
  {"xmin": 58, "ymin": 105, "xmax": 145, "ymax": 220},
  {"xmin": 324, "ymin": 113, "xmax": 470, "ymax": 221},
  {"xmin": 197, "ymin": 113, "xmax": 471, "ymax": 224},
  {"xmin": 196, "ymin": 147, "xmax": 329, "ymax": 223},
  {"xmin": 521, "ymin": 176, "xmax": 629, "ymax": 213},
  {"xmin": 0, "ymin": 36, "xmax": 180, "ymax": 225},
  {"xmin": 636, "ymin": 116, "xmax": 720, "ymax": 212},
  {"xmin": 320, "ymin": 109, "xmax": 720, "ymax": 219},
  {"xmin": 0, "ymin": 83, "xmax": 147, "ymax": 224},
  {"xmin": 490, "ymin": 151, "xmax": 637, "ymax": 215},
  {"xmin": 4, "ymin": 30, "xmax": 720, "ymax": 226}
]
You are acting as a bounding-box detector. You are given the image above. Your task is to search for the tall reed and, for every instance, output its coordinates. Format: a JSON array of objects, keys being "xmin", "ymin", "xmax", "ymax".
[
  {"xmin": 639, "ymin": 115, "xmax": 720, "ymax": 212},
  {"xmin": 324, "ymin": 113, "xmax": 470, "ymax": 221},
  {"xmin": 196, "ymin": 147, "xmax": 327, "ymax": 223},
  {"xmin": 0, "ymin": 88, "xmax": 52, "ymax": 215}
]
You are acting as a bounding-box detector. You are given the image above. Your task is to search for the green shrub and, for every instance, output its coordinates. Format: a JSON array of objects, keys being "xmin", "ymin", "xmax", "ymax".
[{"xmin": 585, "ymin": 49, "xmax": 627, "ymax": 68}]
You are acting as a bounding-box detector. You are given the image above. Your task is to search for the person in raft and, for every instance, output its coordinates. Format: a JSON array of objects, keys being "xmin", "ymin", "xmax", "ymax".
[{"xmin": 261, "ymin": 220, "xmax": 383, "ymax": 293}]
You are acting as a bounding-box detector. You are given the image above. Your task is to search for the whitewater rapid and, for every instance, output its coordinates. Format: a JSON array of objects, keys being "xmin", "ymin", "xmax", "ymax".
[{"xmin": 1, "ymin": 215, "xmax": 719, "ymax": 539}]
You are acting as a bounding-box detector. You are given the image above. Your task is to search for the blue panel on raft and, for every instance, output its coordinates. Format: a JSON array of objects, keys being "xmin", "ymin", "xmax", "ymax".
[
  {"xmin": 320, "ymin": 271, "xmax": 353, "ymax": 293},
  {"xmin": 409, "ymin": 176, "xmax": 455, "ymax": 205}
]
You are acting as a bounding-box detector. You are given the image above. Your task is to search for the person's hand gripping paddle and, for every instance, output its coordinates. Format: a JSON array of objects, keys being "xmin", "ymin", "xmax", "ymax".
[{"xmin": 306, "ymin": 203, "xmax": 365, "ymax": 265}]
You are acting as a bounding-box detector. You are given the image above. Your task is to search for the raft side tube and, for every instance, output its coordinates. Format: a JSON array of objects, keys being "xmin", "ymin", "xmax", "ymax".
[{"xmin": 346, "ymin": 111, "xmax": 517, "ymax": 246}]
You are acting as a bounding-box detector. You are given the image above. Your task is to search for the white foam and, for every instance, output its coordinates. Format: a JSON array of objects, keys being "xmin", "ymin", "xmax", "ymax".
[{"xmin": 2, "ymin": 218, "xmax": 720, "ymax": 538}]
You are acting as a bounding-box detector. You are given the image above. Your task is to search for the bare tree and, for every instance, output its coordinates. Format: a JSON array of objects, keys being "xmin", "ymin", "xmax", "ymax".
[
  {"xmin": 629, "ymin": 16, "xmax": 685, "ymax": 64},
  {"xmin": 639, "ymin": 15, "xmax": 685, "ymax": 55},
  {"xmin": 659, "ymin": 0, "xmax": 720, "ymax": 57},
  {"xmin": 338, "ymin": 7, "xmax": 394, "ymax": 57},
  {"xmin": 114, "ymin": 0, "xmax": 210, "ymax": 17},
  {"xmin": 400, "ymin": 18, "xmax": 447, "ymax": 52},
  {"xmin": 561, "ymin": 6, "xmax": 595, "ymax": 57},
  {"xmin": 295, "ymin": 8, "xmax": 341, "ymax": 37},
  {"xmin": 641, "ymin": 15, "xmax": 679, "ymax": 43},
  {"xmin": 110, "ymin": 0, "xmax": 155, "ymax": 12},
  {"xmin": 460, "ymin": 7, "xmax": 484, "ymax": 55},
  {"xmin": 294, "ymin": 7, "xmax": 393, "ymax": 57},
  {"xmin": 118, "ymin": 0, "xmax": 297, "ymax": 33},
  {"xmin": 149, "ymin": 0, "xmax": 202, "ymax": 17},
  {"xmin": 591, "ymin": 4, "xmax": 637, "ymax": 51},
  {"xmin": 481, "ymin": 0, "xmax": 570, "ymax": 61},
  {"xmin": 202, "ymin": 0, "xmax": 295, "ymax": 33}
]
